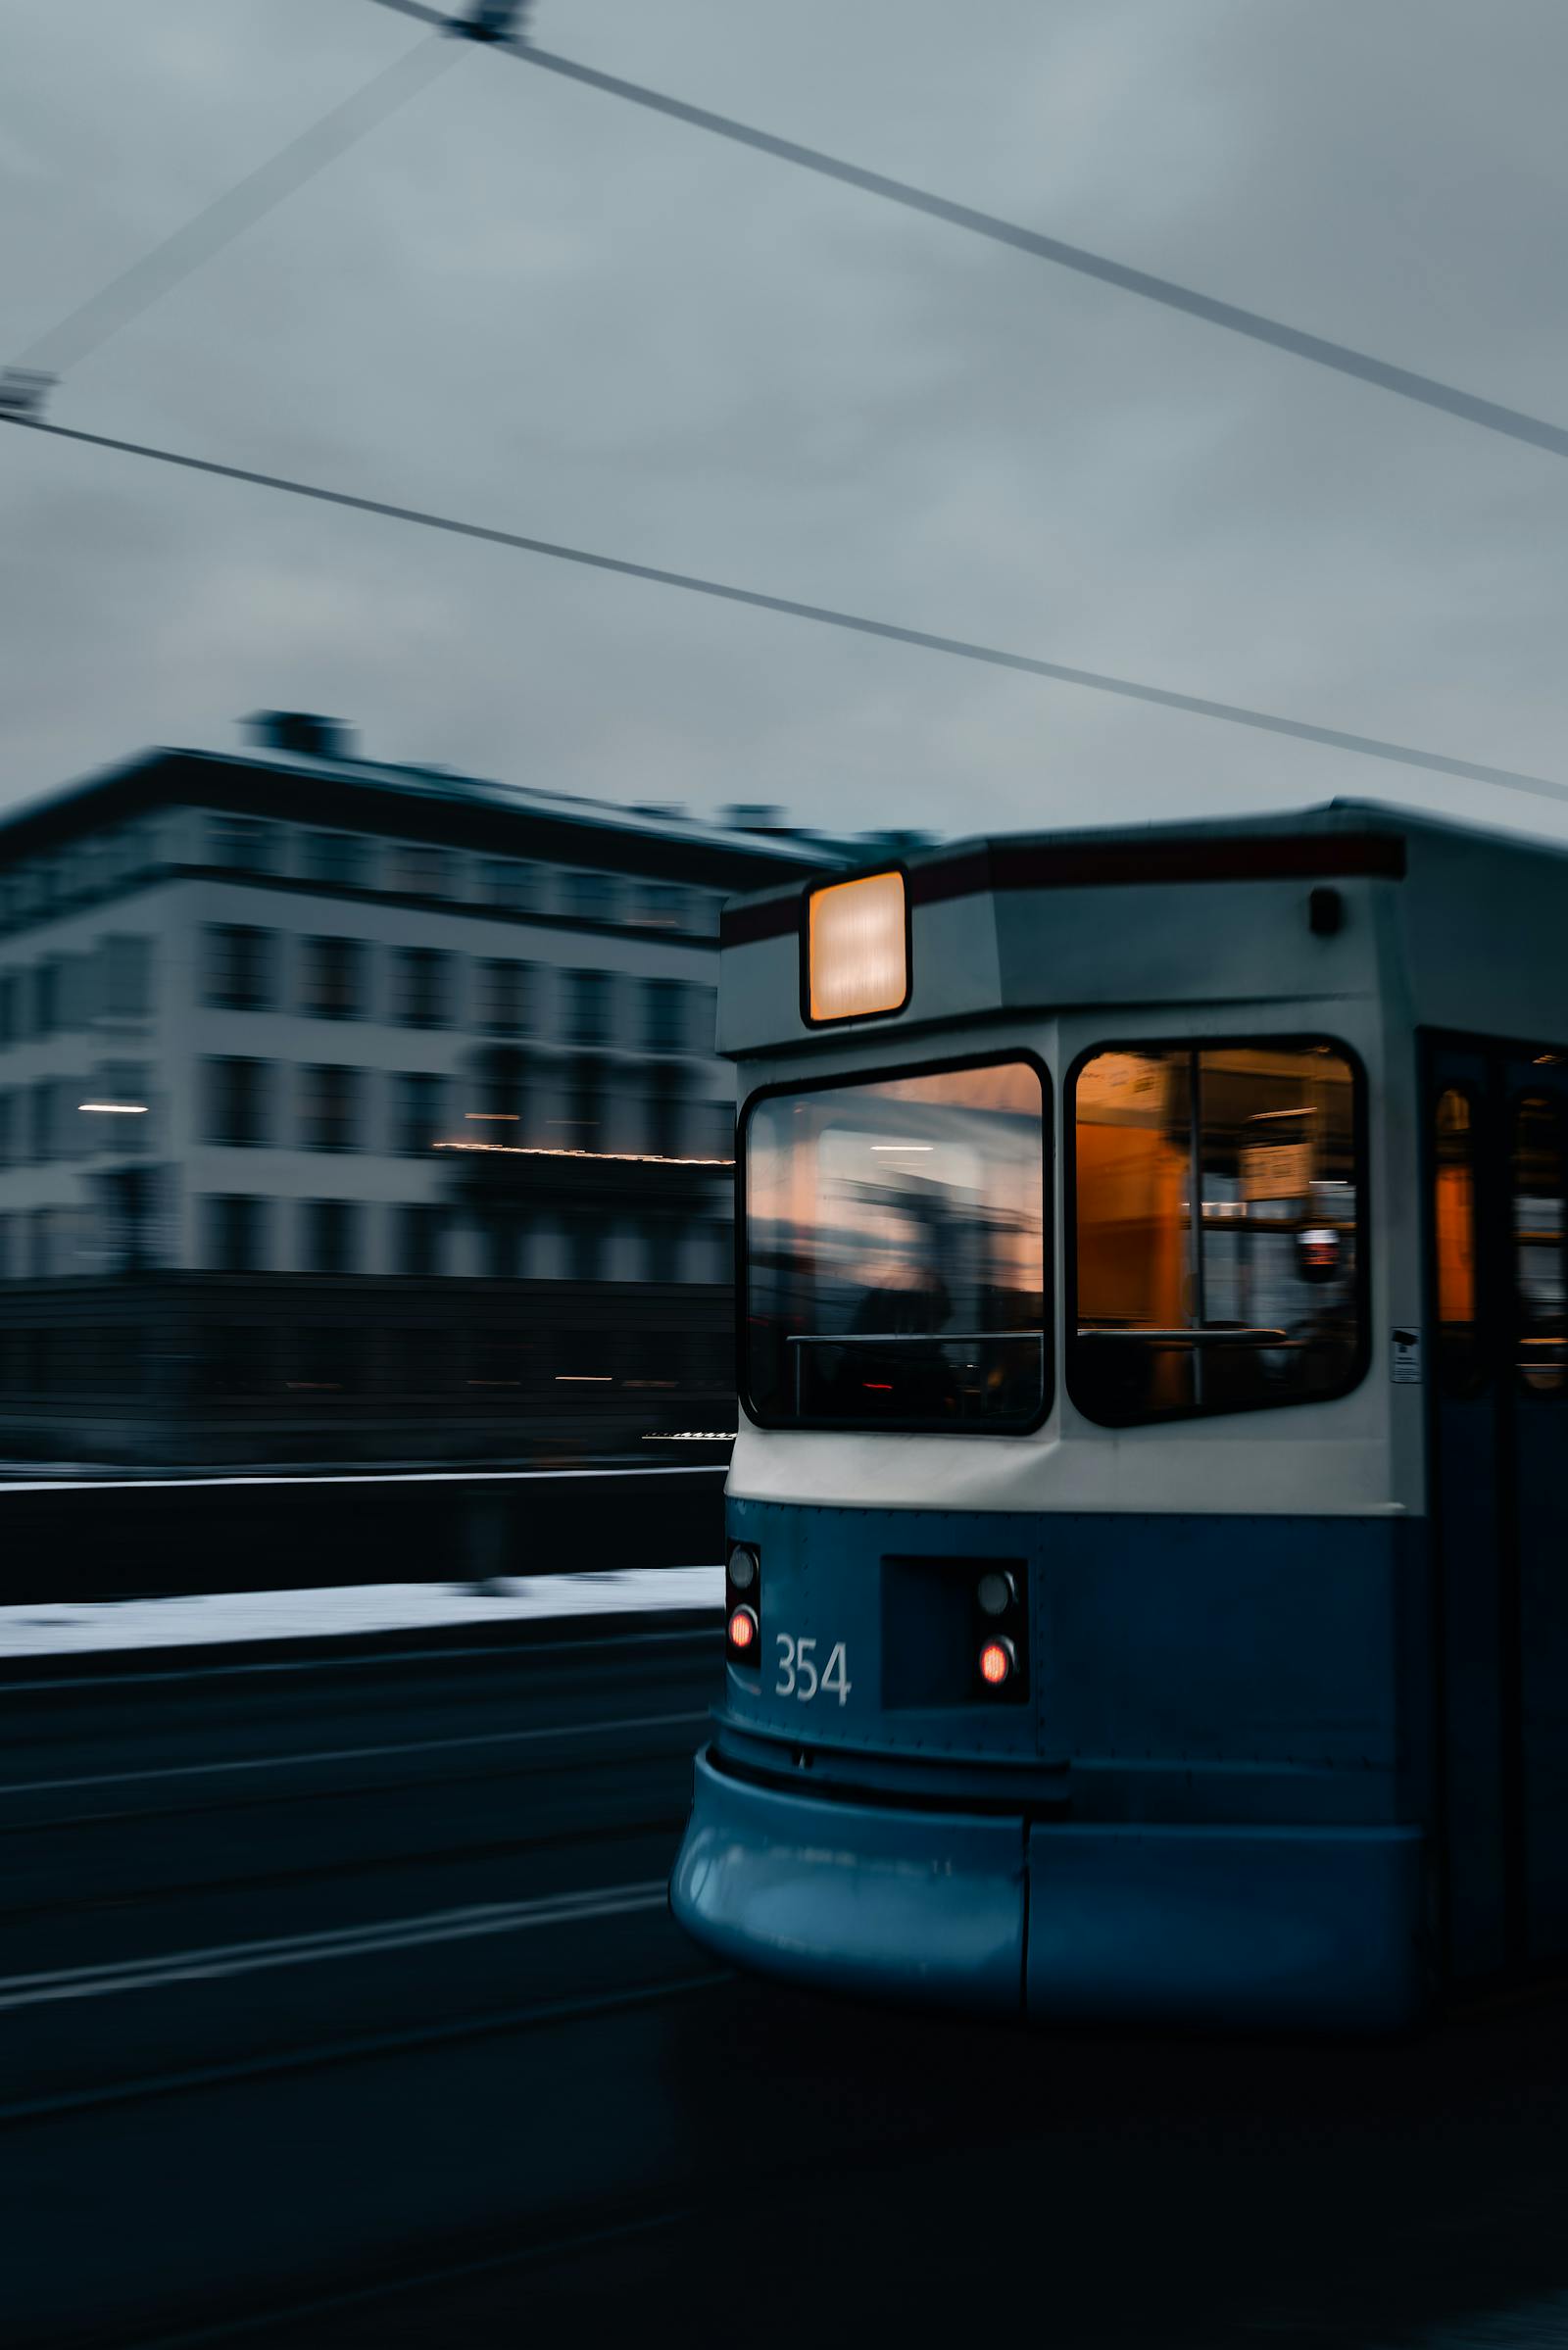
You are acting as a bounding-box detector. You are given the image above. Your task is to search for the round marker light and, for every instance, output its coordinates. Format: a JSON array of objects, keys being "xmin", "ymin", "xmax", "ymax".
[
  {"xmin": 728, "ymin": 1545, "xmax": 759, "ymax": 1593},
  {"xmin": 979, "ymin": 1638, "xmax": 1014, "ymax": 1688},
  {"xmin": 976, "ymin": 1570, "xmax": 1015, "ymax": 1618},
  {"xmin": 728, "ymin": 1605, "xmax": 759, "ymax": 1652}
]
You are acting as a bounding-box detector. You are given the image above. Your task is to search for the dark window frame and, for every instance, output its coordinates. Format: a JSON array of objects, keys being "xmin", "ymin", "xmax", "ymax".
[
  {"xmin": 737, "ymin": 1047, "xmax": 1054, "ymax": 1438},
  {"xmin": 1064, "ymin": 1032, "xmax": 1371, "ymax": 1429},
  {"xmin": 300, "ymin": 935, "xmax": 366, "ymax": 1021},
  {"xmin": 204, "ymin": 923, "xmax": 274, "ymax": 1012}
]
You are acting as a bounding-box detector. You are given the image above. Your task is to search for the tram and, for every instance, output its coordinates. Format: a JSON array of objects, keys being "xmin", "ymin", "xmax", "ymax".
[{"xmin": 670, "ymin": 803, "xmax": 1568, "ymax": 2030}]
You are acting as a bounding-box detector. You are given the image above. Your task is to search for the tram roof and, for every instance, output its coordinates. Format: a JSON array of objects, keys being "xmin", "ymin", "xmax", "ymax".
[{"xmin": 718, "ymin": 798, "xmax": 1568, "ymax": 1059}]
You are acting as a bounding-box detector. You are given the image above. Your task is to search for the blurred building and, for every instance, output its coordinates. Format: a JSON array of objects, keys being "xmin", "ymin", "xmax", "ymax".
[{"xmin": 0, "ymin": 713, "xmax": 842, "ymax": 1465}]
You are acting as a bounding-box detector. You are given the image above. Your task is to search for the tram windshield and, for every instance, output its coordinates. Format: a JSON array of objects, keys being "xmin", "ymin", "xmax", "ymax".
[{"xmin": 743, "ymin": 1059, "xmax": 1047, "ymax": 1427}]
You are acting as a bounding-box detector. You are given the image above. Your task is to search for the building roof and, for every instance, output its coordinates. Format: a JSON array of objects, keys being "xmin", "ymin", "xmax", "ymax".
[{"xmin": 0, "ymin": 716, "xmax": 857, "ymax": 891}]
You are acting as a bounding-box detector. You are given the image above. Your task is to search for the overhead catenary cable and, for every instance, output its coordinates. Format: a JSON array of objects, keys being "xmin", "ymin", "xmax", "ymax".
[
  {"xmin": 364, "ymin": 0, "xmax": 1568, "ymax": 465},
  {"xmin": 6, "ymin": 410, "xmax": 1564, "ymax": 811},
  {"xmin": 8, "ymin": 31, "xmax": 457, "ymax": 385}
]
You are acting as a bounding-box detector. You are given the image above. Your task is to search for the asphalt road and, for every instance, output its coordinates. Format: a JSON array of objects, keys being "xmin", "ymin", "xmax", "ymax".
[{"xmin": 4, "ymin": 1620, "xmax": 1568, "ymax": 2350}]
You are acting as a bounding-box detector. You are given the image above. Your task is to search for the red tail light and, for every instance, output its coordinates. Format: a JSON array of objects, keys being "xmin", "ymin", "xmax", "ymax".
[{"xmin": 978, "ymin": 1638, "xmax": 1014, "ymax": 1688}]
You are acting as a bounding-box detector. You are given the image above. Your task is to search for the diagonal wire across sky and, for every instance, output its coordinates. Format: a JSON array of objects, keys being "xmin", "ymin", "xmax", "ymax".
[
  {"xmin": 8, "ymin": 411, "xmax": 1567, "ymax": 811},
  {"xmin": 12, "ymin": 30, "xmax": 458, "ymax": 380},
  {"xmin": 362, "ymin": 0, "xmax": 1568, "ymax": 464}
]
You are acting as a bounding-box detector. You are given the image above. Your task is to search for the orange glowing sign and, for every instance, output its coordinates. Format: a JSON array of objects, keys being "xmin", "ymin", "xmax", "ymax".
[{"xmin": 808, "ymin": 870, "xmax": 907, "ymax": 1022}]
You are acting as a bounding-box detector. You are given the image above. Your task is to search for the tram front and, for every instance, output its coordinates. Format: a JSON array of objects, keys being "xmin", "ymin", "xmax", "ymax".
[{"xmin": 672, "ymin": 820, "xmax": 1425, "ymax": 2031}]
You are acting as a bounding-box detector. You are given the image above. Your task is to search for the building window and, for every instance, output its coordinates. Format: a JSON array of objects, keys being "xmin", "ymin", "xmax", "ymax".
[
  {"xmin": 30, "ymin": 1208, "xmax": 52, "ymax": 1279},
  {"xmin": 569, "ymin": 1058, "xmax": 607, "ymax": 1151},
  {"xmin": 205, "ymin": 1056, "xmax": 270, "ymax": 1147},
  {"xmin": 566, "ymin": 969, "xmax": 612, "ymax": 1046},
  {"xmin": 303, "ymin": 831, "xmax": 370, "ymax": 889},
  {"xmin": 101, "ymin": 935, "xmax": 152, "ymax": 1019},
  {"xmin": 636, "ymin": 881, "xmax": 688, "ymax": 932},
  {"xmin": 691, "ymin": 1097, "xmax": 733, "ymax": 1160},
  {"xmin": 59, "ymin": 953, "xmax": 92, "ymax": 1031},
  {"xmin": 642, "ymin": 978, "xmax": 685, "ymax": 1053},
  {"xmin": 93, "ymin": 1064, "xmax": 152, "ymax": 1151},
  {"xmin": 300, "ymin": 935, "xmax": 366, "ymax": 1020},
  {"xmin": 0, "ymin": 1094, "xmax": 10, "ymax": 1168},
  {"xmin": 0, "ymin": 971, "xmax": 17, "ymax": 1045},
  {"xmin": 390, "ymin": 845, "xmax": 449, "ymax": 899},
  {"xmin": 32, "ymin": 960, "xmax": 59, "ymax": 1041},
  {"xmin": 467, "ymin": 1046, "xmax": 527, "ymax": 1133},
  {"xmin": 300, "ymin": 1064, "xmax": 360, "ymax": 1151},
  {"xmin": 208, "ymin": 1195, "xmax": 268, "ymax": 1274},
  {"xmin": 396, "ymin": 948, "xmax": 452, "ymax": 1029},
  {"xmin": 204, "ymin": 924, "xmax": 275, "ymax": 1010},
  {"xmin": 648, "ymin": 1067, "xmax": 685, "ymax": 1158},
  {"xmin": 29, "ymin": 1080, "xmax": 57, "ymax": 1163},
  {"xmin": 686, "ymin": 982, "xmax": 717, "ymax": 1054},
  {"xmin": 479, "ymin": 858, "xmax": 534, "ymax": 913},
  {"xmin": 395, "ymin": 1072, "xmax": 446, "ymax": 1155},
  {"xmin": 565, "ymin": 870, "xmax": 619, "ymax": 924},
  {"xmin": 474, "ymin": 958, "xmax": 529, "ymax": 1035},
  {"xmin": 209, "ymin": 814, "xmax": 277, "ymax": 874},
  {"xmin": 304, "ymin": 1199, "xmax": 358, "ymax": 1276},
  {"xmin": 396, "ymin": 1203, "xmax": 445, "ymax": 1277},
  {"xmin": 567, "ymin": 1219, "xmax": 604, "ymax": 1283}
]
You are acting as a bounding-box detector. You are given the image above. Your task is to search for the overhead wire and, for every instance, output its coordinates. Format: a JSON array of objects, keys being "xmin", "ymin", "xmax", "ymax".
[
  {"xmin": 6, "ymin": 411, "xmax": 1565, "ymax": 810},
  {"xmin": 11, "ymin": 30, "xmax": 458, "ymax": 381},
  {"xmin": 361, "ymin": 0, "xmax": 1568, "ymax": 464}
]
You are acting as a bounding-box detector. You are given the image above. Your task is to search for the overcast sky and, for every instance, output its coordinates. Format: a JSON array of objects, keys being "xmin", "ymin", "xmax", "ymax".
[{"xmin": 2, "ymin": 0, "xmax": 1565, "ymax": 846}]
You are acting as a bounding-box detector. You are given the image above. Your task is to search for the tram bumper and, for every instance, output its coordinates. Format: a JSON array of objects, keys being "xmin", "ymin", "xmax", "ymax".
[
  {"xmin": 671, "ymin": 1749, "xmax": 1028, "ymax": 2012},
  {"xmin": 672, "ymin": 1754, "xmax": 1426, "ymax": 2031}
]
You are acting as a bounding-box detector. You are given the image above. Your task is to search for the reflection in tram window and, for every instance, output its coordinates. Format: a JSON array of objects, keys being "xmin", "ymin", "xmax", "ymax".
[
  {"xmin": 1511, "ymin": 1094, "xmax": 1567, "ymax": 1395},
  {"xmin": 1071, "ymin": 1043, "xmax": 1362, "ymax": 1422},
  {"xmin": 1435, "ymin": 1088, "xmax": 1481, "ymax": 1393},
  {"xmin": 743, "ymin": 1060, "xmax": 1046, "ymax": 1427}
]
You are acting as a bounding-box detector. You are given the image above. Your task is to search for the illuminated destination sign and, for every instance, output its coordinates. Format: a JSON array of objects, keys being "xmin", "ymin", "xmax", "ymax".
[{"xmin": 807, "ymin": 870, "xmax": 907, "ymax": 1022}]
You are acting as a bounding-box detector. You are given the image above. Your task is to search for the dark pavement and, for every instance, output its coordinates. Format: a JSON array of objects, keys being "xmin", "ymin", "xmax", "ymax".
[{"xmin": 4, "ymin": 1619, "xmax": 1568, "ymax": 2349}]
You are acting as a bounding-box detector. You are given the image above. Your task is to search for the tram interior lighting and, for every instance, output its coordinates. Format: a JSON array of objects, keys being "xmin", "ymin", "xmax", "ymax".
[
  {"xmin": 979, "ymin": 1638, "xmax": 1014, "ymax": 1688},
  {"xmin": 808, "ymin": 870, "xmax": 906, "ymax": 1022}
]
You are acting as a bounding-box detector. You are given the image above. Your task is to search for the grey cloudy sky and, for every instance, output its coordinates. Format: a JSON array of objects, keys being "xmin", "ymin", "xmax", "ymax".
[{"xmin": 2, "ymin": 0, "xmax": 1565, "ymax": 845}]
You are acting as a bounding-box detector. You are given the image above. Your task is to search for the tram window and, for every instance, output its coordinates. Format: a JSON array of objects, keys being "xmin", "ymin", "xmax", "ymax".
[
  {"xmin": 1070, "ymin": 1043, "xmax": 1363, "ymax": 1423},
  {"xmin": 1435, "ymin": 1088, "xmax": 1482, "ymax": 1393},
  {"xmin": 742, "ymin": 1059, "xmax": 1047, "ymax": 1429},
  {"xmin": 1511, "ymin": 1094, "xmax": 1567, "ymax": 1396}
]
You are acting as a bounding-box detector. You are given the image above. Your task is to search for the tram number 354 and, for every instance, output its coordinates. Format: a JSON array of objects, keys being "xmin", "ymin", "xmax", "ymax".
[{"xmin": 774, "ymin": 1635, "xmax": 852, "ymax": 1706}]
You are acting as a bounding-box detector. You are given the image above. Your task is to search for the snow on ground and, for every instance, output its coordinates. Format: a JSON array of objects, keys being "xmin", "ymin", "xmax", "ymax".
[{"xmin": 0, "ymin": 1567, "xmax": 725, "ymax": 1657}]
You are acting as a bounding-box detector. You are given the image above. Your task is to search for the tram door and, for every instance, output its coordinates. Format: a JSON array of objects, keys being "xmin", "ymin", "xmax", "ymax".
[{"xmin": 1426, "ymin": 1039, "xmax": 1568, "ymax": 1979}]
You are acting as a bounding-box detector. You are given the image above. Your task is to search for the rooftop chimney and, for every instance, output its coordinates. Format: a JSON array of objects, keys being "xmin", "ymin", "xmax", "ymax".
[
  {"xmin": 245, "ymin": 711, "xmax": 357, "ymax": 762},
  {"xmin": 721, "ymin": 802, "xmax": 791, "ymax": 834}
]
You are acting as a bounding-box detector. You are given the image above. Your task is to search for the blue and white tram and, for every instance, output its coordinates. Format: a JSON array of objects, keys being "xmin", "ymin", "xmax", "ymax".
[{"xmin": 671, "ymin": 804, "xmax": 1568, "ymax": 2030}]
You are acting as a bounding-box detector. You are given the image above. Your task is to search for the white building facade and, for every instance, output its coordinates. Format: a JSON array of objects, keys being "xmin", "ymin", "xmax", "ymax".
[{"xmin": 0, "ymin": 713, "xmax": 839, "ymax": 1464}]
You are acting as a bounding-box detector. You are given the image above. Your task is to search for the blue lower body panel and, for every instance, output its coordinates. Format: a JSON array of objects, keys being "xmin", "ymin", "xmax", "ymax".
[
  {"xmin": 672, "ymin": 1755, "xmax": 1426, "ymax": 2031},
  {"xmin": 671, "ymin": 1751, "xmax": 1027, "ymax": 2012},
  {"xmin": 1025, "ymin": 1821, "xmax": 1426, "ymax": 2032}
]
